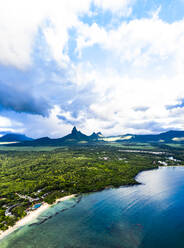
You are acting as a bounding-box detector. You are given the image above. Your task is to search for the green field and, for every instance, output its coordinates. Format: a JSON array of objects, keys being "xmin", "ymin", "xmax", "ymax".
[
  {"xmin": 106, "ymin": 142, "xmax": 156, "ymax": 150},
  {"xmin": 0, "ymin": 146, "xmax": 61, "ymax": 152}
]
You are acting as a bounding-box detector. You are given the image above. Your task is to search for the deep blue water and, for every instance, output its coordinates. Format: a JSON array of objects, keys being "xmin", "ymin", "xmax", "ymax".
[{"xmin": 1, "ymin": 166, "xmax": 184, "ymax": 248}]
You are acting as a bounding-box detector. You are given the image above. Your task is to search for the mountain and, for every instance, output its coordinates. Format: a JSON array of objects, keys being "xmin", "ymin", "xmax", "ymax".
[
  {"xmin": 0, "ymin": 133, "xmax": 33, "ymax": 143},
  {"xmin": 7, "ymin": 128, "xmax": 184, "ymax": 147},
  {"xmin": 11, "ymin": 127, "xmax": 103, "ymax": 146},
  {"xmin": 115, "ymin": 130, "xmax": 184, "ymax": 143},
  {"xmin": 89, "ymin": 132, "xmax": 103, "ymax": 140},
  {"xmin": 60, "ymin": 128, "xmax": 103, "ymax": 143},
  {"xmin": 60, "ymin": 126, "xmax": 89, "ymax": 142}
]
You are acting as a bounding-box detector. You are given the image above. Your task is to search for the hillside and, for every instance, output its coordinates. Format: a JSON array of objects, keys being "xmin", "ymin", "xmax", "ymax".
[
  {"xmin": 10, "ymin": 127, "xmax": 102, "ymax": 146},
  {"xmin": 6, "ymin": 128, "xmax": 184, "ymax": 147},
  {"xmin": 115, "ymin": 130, "xmax": 184, "ymax": 143},
  {"xmin": 0, "ymin": 133, "xmax": 33, "ymax": 143}
]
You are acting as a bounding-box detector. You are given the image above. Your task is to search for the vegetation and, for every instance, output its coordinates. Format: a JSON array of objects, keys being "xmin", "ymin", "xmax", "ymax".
[{"xmin": 0, "ymin": 144, "xmax": 183, "ymax": 231}]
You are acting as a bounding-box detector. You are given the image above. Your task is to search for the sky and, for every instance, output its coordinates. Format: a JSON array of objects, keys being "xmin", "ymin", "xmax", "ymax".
[{"xmin": 0, "ymin": 0, "xmax": 184, "ymax": 138}]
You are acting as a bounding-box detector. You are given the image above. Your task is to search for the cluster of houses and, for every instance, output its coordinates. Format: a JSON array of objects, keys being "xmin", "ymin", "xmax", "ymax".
[
  {"xmin": 4, "ymin": 190, "xmax": 44, "ymax": 217},
  {"xmin": 4, "ymin": 188, "xmax": 66, "ymax": 217}
]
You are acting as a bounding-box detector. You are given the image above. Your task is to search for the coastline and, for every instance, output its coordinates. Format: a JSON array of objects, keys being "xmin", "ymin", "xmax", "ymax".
[
  {"xmin": 0, "ymin": 194, "xmax": 75, "ymax": 241},
  {"xmin": 1, "ymin": 166, "xmax": 183, "ymax": 242}
]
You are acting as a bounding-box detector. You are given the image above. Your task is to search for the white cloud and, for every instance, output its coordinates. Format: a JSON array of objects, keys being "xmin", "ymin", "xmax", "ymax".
[
  {"xmin": 0, "ymin": 115, "xmax": 24, "ymax": 133},
  {"xmin": 0, "ymin": 0, "xmax": 92, "ymax": 69},
  {"xmin": 68, "ymin": 14, "xmax": 184, "ymax": 134},
  {"xmin": 0, "ymin": 116, "xmax": 12, "ymax": 127},
  {"xmin": 76, "ymin": 17, "xmax": 184, "ymax": 74},
  {"xmin": 1, "ymin": 1, "xmax": 184, "ymax": 136},
  {"xmin": 21, "ymin": 105, "xmax": 75, "ymax": 138},
  {"xmin": 0, "ymin": 0, "xmax": 42, "ymax": 69},
  {"xmin": 69, "ymin": 59, "xmax": 184, "ymax": 135},
  {"xmin": 0, "ymin": 0, "xmax": 134, "ymax": 69}
]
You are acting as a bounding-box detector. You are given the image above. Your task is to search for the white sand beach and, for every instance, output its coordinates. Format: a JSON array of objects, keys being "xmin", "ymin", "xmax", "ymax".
[{"xmin": 0, "ymin": 194, "xmax": 75, "ymax": 241}]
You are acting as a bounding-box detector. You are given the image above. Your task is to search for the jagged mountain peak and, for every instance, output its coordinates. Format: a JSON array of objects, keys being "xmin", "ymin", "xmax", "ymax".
[
  {"xmin": 89, "ymin": 131, "xmax": 103, "ymax": 140},
  {"xmin": 71, "ymin": 126, "xmax": 78, "ymax": 134}
]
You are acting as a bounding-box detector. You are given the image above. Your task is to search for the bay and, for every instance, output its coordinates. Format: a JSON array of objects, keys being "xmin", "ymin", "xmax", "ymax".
[{"xmin": 1, "ymin": 166, "xmax": 184, "ymax": 248}]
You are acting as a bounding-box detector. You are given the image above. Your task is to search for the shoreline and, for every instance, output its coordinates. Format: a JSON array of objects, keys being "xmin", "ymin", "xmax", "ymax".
[
  {"xmin": 0, "ymin": 166, "xmax": 183, "ymax": 242},
  {"xmin": 0, "ymin": 194, "xmax": 75, "ymax": 241}
]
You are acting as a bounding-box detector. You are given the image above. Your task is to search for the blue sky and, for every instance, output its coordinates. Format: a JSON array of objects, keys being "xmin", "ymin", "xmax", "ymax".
[{"xmin": 0, "ymin": 0, "xmax": 184, "ymax": 138}]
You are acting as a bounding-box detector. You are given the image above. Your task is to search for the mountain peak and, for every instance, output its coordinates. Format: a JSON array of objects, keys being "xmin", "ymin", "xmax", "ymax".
[
  {"xmin": 71, "ymin": 126, "xmax": 78, "ymax": 134},
  {"xmin": 89, "ymin": 131, "xmax": 103, "ymax": 140}
]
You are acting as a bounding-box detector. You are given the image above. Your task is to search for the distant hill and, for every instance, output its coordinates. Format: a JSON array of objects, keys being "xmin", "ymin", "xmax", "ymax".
[
  {"xmin": 7, "ymin": 128, "xmax": 184, "ymax": 147},
  {"xmin": 0, "ymin": 133, "xmax": 33, "ymax": 143},
  {"xmin": 11, "ymin": 127, "xmax": 103, "ymax": 146},
  {"xmin": 115, "ymin": 130, "xmax": 184, "ymax": 143},
  {"xmin": 89, "ymin": 132, "xmax": 103, "ymax": 140}
]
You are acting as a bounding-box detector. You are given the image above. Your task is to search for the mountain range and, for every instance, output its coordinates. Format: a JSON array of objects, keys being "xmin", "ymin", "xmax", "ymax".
[
  {"xmin": 0, "ymin": 133, "xmax": 33, "ymax": 143},
  {"xmin": 1, "ymin": 127, "xmax": 184, "ymax": 146},
  {"xmin": 117, "ymin": 130, "xmax": 184, "ymax": 143},
  {"xmin": 4, "ymin": 127, "xmax": 103, "ymax": 146}
]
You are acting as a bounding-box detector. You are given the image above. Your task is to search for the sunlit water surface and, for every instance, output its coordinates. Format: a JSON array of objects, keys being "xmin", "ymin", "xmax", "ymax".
[{"xmin": 1, "ymin": 166, "xmax": 184, "ymax": 248}]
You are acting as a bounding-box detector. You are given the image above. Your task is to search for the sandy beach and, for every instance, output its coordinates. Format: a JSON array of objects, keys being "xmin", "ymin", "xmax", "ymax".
[{"xmin": 0, "ymin": 194, "xmax": 75, "ymax": 241}]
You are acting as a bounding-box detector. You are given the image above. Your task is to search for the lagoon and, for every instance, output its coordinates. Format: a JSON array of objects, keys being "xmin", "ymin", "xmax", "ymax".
[{"xmin": 1, "ymin": 166, "xmax": 184, "ymax": 248}]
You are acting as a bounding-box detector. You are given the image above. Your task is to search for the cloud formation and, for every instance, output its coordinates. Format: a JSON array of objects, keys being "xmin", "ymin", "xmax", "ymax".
[
  {"xmin": 0, "ymin": 81, "xmax": 51, "ymax": 116},
  {"xmin": 0, "ymin": 0, "xmax": 184, "ymax": 137}
]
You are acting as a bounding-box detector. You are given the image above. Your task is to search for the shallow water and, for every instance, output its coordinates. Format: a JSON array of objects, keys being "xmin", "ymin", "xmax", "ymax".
[{"xmin": 1, "ymin": 166, "xmax": 184, "ymax": 248}]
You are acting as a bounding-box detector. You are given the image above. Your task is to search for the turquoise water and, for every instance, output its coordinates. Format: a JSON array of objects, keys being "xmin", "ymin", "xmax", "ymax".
[
  {"xmin": 33, "ymin": 203, "xmax": 42, "ymax": 209},
  {"xmin": 1, "ymin": 166, "xmax": 184, "ymax": 248}
]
